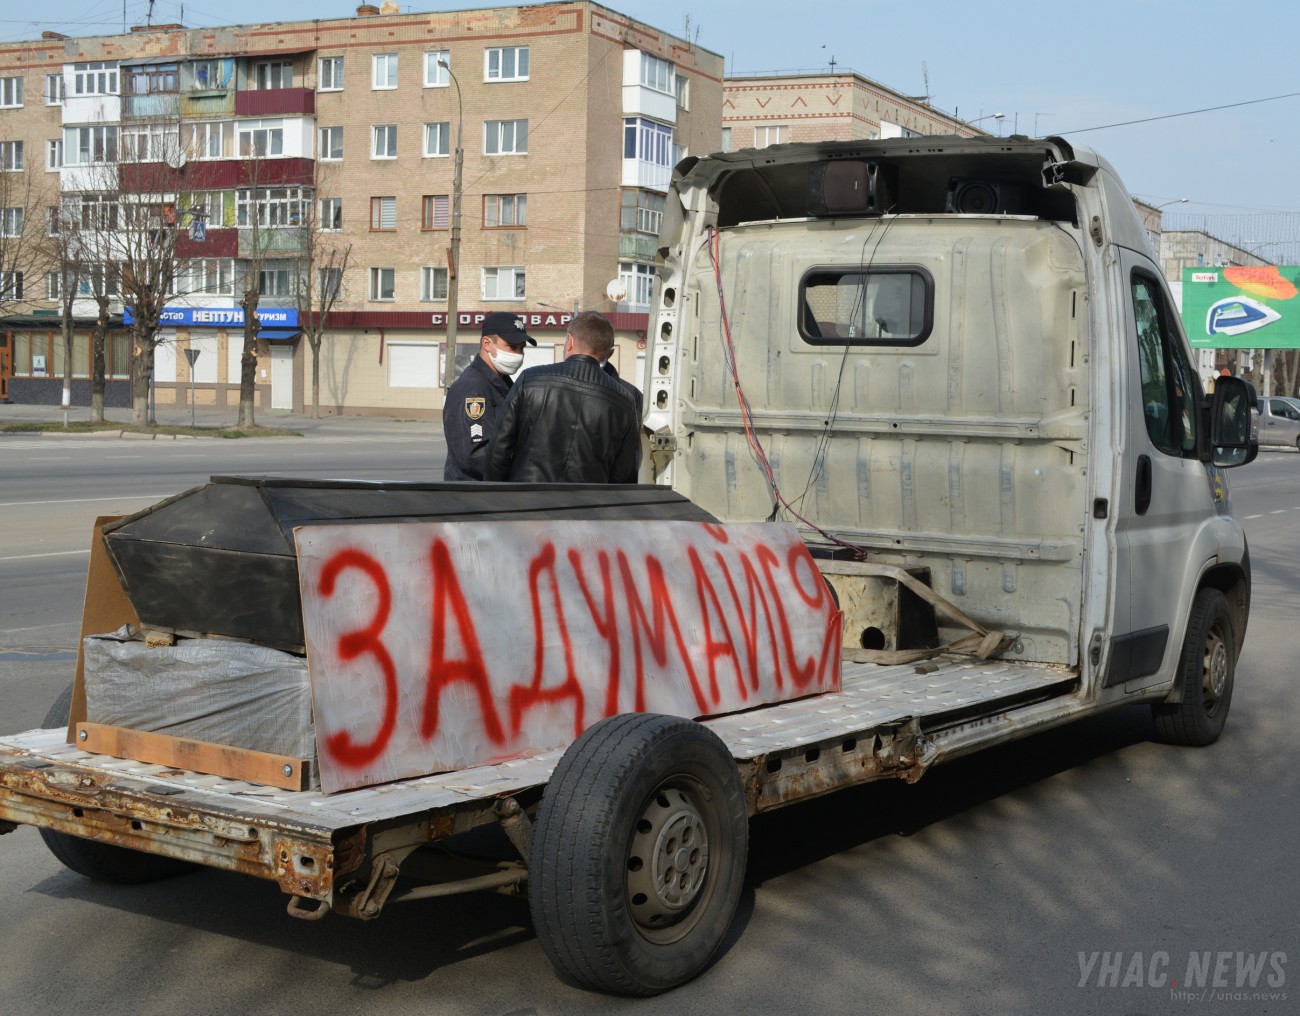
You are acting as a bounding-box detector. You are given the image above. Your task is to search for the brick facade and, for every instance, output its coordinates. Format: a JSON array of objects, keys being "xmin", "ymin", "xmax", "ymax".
[{"xmin": 0, "ymin": 3, "xmax": 723, "ymax": 417}]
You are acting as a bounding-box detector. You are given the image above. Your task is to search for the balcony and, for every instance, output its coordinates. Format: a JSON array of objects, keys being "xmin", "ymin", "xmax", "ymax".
[
  {"xmin": 619, "ymin": 232, "xmax": 658, "ymax": 260},
  {"xmin": 122, "ymin": 93, "xmax": 180, "ymax": 121},
  {"xmin": 235, "ymin": 88, "xmax": 315, "ymax": 117},
  {"xmin": 237, "ymin": 228, "xmax": 307, "ymax": 258},
  {"xmin": 177, "ymin": 228, "xmax": 237, "ymax": 259}
]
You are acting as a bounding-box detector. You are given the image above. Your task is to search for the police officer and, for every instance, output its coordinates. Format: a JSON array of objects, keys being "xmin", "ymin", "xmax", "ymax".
[{"xmin": 442, "ymin": 312, "xmax": 536, "ymax": 480}]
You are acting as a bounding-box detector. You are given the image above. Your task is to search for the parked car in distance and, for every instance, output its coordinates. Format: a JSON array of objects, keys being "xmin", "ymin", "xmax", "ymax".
[{"xmin": 1258, "ymin": 396, "xmax": 1300, "ymax": 450}]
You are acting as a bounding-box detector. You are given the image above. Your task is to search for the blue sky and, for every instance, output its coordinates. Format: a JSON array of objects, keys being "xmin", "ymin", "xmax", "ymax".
[{"xmin": 8, "ymin": 0, "xmax": 1300, "ymax": 221}]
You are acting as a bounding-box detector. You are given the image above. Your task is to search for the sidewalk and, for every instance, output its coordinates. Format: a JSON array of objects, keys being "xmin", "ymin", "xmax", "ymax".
[{"xmin": 0, "ymin": 401, "xmax": 437, "ymax": 441}]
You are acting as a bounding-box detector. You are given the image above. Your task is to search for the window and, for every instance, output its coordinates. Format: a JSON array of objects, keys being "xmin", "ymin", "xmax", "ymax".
[
  {"xmin": 482, "ymin": 266, "xmax": 525, "ymax": 300},
  {"xmin": 77, "ymin": 262, "xmax": 120, "ymax": 297},
  {"xmin": 186, "ymin": 120, "xmax": 234, "ymax": 160},
  {"xmin": 123, "ymin": 63, "xmax": 178, "ymax": 95},
  {"xmin": 45, "ymin": 206, "xmax": 60, "ymax": 235},
  {"xmin": 640, "ymin": 54, "xmax": 673, "ymax": 93},
  {"xmin": 621, "ymin": 189, "xmax": 664, "ymax": 234},
  {"xmin": 120, "ymin": 124, "xmax": 180, "ymax": 163},
  {"xmin": 236, "ymin": 187, "xmax": 310, "ymax": 227},
  {"xmin": 190, "ymin": 191, "xmax": 229, "ymax": 228},
  {"xmin": 190, "ymin": 60, "xmax": 226, "ymax": 90},
  {"xmin": 370, "ymin": 196, "xmax": 396, "ymax": 230},
  {"xmin": 485, "ymin": 46, "xmax": 529, "ymax": 82},
  {"xmin": 754, "ymin": 125, "xmax": 788, "ymax": 148},
  {"xmin": 319, "ymin": 197, "xmax": 342, "ymax": 231},
  {"xmin": 720, "ymin": 127, "xmax": 732, "ymax": 153},
  {"xmin": 0, "ymin": 141, "xmax": 21, "ymax": 171},
  {"xmin": 237, "ymin": 120, "xmax": 284, "ymax": 157},
  {"xmin": 799, "ymin": 267, "xmax": 933, "ymax": 346},
  {"xmin": 78, "ymin": 195, "xmax": 119, "ymax": 231},
  {"xmin": 0, "ymin": 272, "xmax": 23, "ymax": 300},
  {"xmin": 387, "ymin": 342, "xmax": 439, "ymax": 388},
  {"xmin": 369, "ymin": 267, "xmax": 395, "ymax": 301},
  {"xmin": 319, "ymin": 126, "xmax": 343, "ymax": 160},
  {"xmin": 484, "ymin": 193, "xmax": 526, "ymax": 228},
  {"xmin": 319, "ymin": 56, "xmax": 344, "ymax": 91},
  {"xmin": 253, "ymin": 61, "xmax": 292, "ymax": 90},
  {"xmin": 259, "ymin": 263, "xmax": 294, "ymax": 296},
  {"xmin": 177, "ymin": 258, "xmax": 235, "ymax": 296},
  {"xmin": 672, "ymin": 143, "xmax": 687, "ymax": 166},
  {"xmin": 423, "ymin": 121, "xmax": 450, "ymax": 157},
  {"xmin": 46, "ymin": 272, "xmax": 62, "ymax": 300},
  {"xmin": 0, "ymin": 77, "xmax": 23, "ymax": 108},
  {"xmin": 318, "ymin": 267, "xmax": 342, "ymax": 301},
  {"xmin": 421, "ymin": 195, "xmax": 448, "ymax": 230},
  {"xmin": 618, "ymin": 261, "xmax": 655, "ymax": 309},
  {"xmin": 421, "ymin": 266, "xmax": 448, "ymax": 301},
  {"xmin": 1133, "ymin": 272, "xmax": 1198, "ymax": 457},
  {"xmin": 1, "ymin": 207, "xmax": 23, "ymax": 237},
  {"xmin": 371, "ymin": 124, "xmax": 397, "ymax": 159},
  {"xmin": 46, "ymin": 138, "xmax": 64, "ymax": 170},
  {"xmin": 675, "ymin": 74, "xmax": 689, "ymax": 110},
  {"xmin": 623, "ymin": 117, "xmax": 672, "ymax": 167},
  {"xmin": 485, "ymin": 119, "xmax": 527, "ymax": 155},
  {"xmin": 73, "ymin": 62, "xmax": 118, "ymax": 96},
  {"xmin": 45, "ymin": 73, "xmax": 63, "ymax": 105},
  {"xmin": 372, "ymin": 54, "xmax": 398, "ymax": 89},
  {"xmin": 424, "ymin": 51, "xmax": 450, "ymax": 87}
]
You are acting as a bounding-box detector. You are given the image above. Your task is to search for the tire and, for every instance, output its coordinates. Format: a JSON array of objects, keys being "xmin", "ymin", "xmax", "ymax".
[
  {"xmin": 529, "ymin": 713, "xmax": 749, "ymax": 996},
  {"xmin": 1152, "ymin": 589, "xmax": 1236, "ymax": 746},
  {"xmin": 38, "ymin": 684, "xmax": 196, "ymax": 884}
]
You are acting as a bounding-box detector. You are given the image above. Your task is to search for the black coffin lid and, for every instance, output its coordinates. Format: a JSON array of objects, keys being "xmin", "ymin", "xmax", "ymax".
[{"xmin": 100, "ymin": 477, "xmax": 718, "ymax": 651}]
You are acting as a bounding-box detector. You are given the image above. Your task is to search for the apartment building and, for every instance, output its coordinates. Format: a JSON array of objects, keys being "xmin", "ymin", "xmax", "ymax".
[
  {"xmin": 0, "ymin": 3, "xmax": 723, "ymax": 415},
  {"xmin": 722, "ymin": 70, "xmax": 977, "ymax": 153}
]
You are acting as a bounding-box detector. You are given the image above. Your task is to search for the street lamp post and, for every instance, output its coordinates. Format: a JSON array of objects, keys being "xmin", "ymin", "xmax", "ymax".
[
  {"xmin": 440, "ymin": 58, "xmax": 464, "ymax": 389},
  {"xmin": 1154, "ymin": 197, "xmax": 1188, "ymax": 211},
  {"xmin": 967, "ymin": 112, "xmax": 1005, "ymax": 134}
]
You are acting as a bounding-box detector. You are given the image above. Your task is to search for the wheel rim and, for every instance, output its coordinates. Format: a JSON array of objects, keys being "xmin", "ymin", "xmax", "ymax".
[
  {"xmin": 625, "ymin": 778, "xmax": 715, "ymax": 945},
  {"xmin": 1202, "ymin": 623, "xmax": 1229, "ymax": 714}
]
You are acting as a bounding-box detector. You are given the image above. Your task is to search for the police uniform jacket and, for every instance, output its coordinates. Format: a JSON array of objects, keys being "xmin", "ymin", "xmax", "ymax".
[
  {"xmin": 484, "ymin": 354, "xmax": 639, "ymax": 484},
  {"xmin": 442, "ymin": 355, "xmax": 513, "ymax": 480}
]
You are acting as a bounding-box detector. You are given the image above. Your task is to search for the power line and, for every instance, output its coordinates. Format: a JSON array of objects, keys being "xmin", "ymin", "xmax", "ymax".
[{"xmin": 1058, "ymin": 89, "xmax": 1300, "ymax": 135}]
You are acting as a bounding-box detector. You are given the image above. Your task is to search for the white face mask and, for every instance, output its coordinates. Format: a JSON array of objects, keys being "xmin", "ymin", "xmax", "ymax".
[{"xmin": 491, "ymin": 348, "xmax": 525, "ymax": 376}]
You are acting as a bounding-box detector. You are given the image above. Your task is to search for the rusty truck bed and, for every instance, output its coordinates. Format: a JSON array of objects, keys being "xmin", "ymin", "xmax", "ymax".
[{"xmin": 0, "ymin": 656, "xmax": 1077, "ymax": 904}]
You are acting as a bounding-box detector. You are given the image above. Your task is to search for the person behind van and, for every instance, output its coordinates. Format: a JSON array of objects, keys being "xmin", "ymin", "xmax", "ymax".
[
  {"xmin": 485, "ymin": 311, "xmax": 639, "ymax": 483},
  {"xmin": 442, "ymin": 312, "xmax": 536, "ymax": 481}
]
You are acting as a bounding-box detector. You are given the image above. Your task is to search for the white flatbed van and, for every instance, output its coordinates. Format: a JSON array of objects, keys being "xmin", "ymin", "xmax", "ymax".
[{"xmin": 0, "ymin": 135, "xmax": 1258, "ymax": 996}]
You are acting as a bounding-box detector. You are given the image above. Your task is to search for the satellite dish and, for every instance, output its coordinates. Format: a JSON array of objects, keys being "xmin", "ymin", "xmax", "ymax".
[
  {"xmin": 605, "ymin": 278, "xmax": 627, "ymax": 302},
  {"xmin": 379, "ymin": 0, "xmax": 400, "ymax": 11},
  {"xmin": 164, "ymin": 147, "xmax": 187, "ymax": 170}
]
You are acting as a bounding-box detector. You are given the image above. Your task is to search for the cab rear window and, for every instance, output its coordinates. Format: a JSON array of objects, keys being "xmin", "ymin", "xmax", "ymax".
[{"xmin": 799, "ymin": 266, "xmax": 933, "ymax": 346}]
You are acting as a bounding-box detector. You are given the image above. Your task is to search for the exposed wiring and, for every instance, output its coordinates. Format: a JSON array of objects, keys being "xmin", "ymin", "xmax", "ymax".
[{"xmin": 706, "ymin": 225, "xmax": 870, "ymax": 557}]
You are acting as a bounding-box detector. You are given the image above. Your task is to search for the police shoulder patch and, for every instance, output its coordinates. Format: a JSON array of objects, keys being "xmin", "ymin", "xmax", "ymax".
[{"xmin": 465, "ymin": 397, "xmax": 486, "ymax": 420}]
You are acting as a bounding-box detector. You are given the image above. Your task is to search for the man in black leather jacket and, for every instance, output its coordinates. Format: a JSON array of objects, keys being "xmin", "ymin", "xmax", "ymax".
[{"xmin": 485, "ymin": 311, "xmax": 640, "ymax": 483}]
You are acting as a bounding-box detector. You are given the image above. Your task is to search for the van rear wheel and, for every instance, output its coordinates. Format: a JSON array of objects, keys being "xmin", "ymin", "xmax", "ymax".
[
  {"xmin": 529, "ymin": 713, "xmax": 749, "ymax": 995},
  {"xmin": 38, "ymin": 684, "xmax": 197, "ymax": 884},
  {"xmin": 1152, "ymin": 589, "xmax": 1235, "ymax": 746}
]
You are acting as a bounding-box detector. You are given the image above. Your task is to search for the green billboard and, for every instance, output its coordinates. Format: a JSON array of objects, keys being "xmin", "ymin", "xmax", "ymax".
[{"xmin": 1181, "ymin": 266, "xmax": 1300, "ymax": 349}]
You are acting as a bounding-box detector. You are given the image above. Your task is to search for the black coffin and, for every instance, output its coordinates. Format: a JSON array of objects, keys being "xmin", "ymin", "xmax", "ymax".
[{"xmin": 101, "ymin": 477, "xmax": 718, "ymax": 651}]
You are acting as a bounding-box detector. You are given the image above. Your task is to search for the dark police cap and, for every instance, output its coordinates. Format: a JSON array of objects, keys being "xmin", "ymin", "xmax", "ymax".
[{"xmin": 480, "ymin": 311, "xmax": 537, "ymax": 346}]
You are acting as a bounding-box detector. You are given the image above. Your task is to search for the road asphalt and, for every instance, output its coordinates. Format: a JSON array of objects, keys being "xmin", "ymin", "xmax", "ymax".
[{"xmin": 0, "ymin": 400, "xmax": 437, "ymax": 441}]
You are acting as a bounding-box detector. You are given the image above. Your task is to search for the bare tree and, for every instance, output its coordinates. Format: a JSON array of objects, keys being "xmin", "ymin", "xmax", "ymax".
[
  {"xmin": 234, "ymin": 153, "xmax": 312, "ymax": 428},
  {"xmin": 51, "ymin": 191, "xmax": 127, "ymax": 423},
  {"xmin": 0, "ymin": 163, "xmax": 51, "ymax": 318},
  {"xmin": 294, "ymin": 178, "xmax": 351, "ymax": 419}
]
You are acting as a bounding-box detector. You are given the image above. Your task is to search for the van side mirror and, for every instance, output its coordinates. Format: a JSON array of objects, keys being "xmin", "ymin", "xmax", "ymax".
[{"xmin": 1205, "ymin": 376, "xmax": 1258, "ymax": 468}]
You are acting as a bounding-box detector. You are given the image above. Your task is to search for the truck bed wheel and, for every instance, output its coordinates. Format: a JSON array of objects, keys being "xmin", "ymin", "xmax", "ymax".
[
  {"xmin": 529, "ymin": 713, "xmax": 749, "ymax": 995},
  {"xmin": 1152, "ymin": 589, "xmax": 1236, "ymax": 746},
  {"xmin": 38, "ymin": 684, "xmax": 196, "ymax": 884}
]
